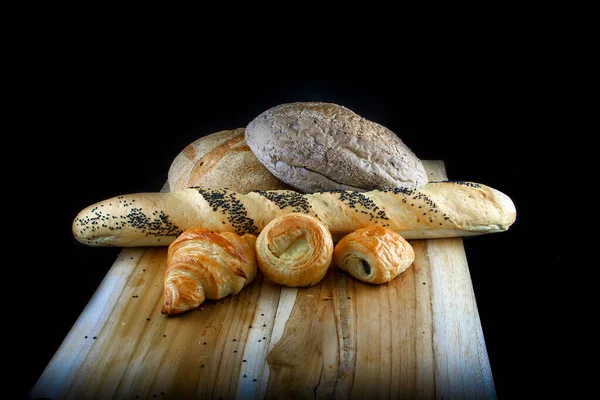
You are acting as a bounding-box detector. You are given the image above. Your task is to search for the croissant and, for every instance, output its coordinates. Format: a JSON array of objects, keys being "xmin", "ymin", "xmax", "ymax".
[
  {"xmin": 333, "ymin": 227, "xmax": 414, "ymax": 284},
  {"xmin": 161, "ymin": 228, "xmax": 257, "ymax": 315},
  {"xmin": 255, "ymin": 213, "xmax": 334, "ymax": 287}
]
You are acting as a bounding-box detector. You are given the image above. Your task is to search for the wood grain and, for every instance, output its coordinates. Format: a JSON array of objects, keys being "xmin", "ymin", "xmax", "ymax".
[{"xmin": 30, "ymin": 160, "xmax": 496, "ymax": 399}]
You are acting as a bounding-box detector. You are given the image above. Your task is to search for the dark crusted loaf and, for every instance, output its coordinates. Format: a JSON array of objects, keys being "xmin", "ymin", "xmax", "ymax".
[{"xmin": 245, "ymin": 102, "xmax": 428, "ymax": 193}]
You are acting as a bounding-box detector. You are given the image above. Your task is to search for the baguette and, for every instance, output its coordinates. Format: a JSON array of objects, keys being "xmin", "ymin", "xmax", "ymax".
[{"xmin": 72, "ymin": 181, "xmax": 516, "ymax": 247}]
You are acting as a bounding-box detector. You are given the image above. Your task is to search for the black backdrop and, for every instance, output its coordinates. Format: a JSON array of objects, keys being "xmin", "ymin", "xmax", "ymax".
[{"xmin": 17, "ymin": 69, "xmax": 550, "ymax": 398}]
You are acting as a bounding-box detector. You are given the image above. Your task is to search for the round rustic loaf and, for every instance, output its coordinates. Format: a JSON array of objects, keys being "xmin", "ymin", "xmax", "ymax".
[
  {"xmin": 245, "ymin": 102, "xmax": 428, "ymax": 193},
  {"xmin": 168, "ymin": 128, "xmax": 291, "ymax": 193}
]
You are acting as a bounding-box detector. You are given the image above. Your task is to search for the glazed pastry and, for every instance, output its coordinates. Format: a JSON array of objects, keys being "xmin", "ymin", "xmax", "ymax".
[
  {"xmin": 333, "ymin": 227, "xmax": 414, "ymax": 284},
  {"xmin": 161, "ymin": 228, "xmax": 257, "ymax": 315},
  {"xmin": 255, "ymin": 213, "xmax": 333, "ymax": 287}
]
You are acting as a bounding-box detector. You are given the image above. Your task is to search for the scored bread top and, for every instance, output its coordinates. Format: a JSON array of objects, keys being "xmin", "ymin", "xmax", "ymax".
[{"xmin": 168, "ymin": 128, "xmax": 291, "ymax": 193}]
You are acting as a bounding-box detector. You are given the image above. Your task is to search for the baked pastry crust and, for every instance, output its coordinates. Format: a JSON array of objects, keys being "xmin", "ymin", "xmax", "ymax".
[
  {"xmin": 255, "ymin": 213, "xmax": 333, "ymax": 287},
  {"xmin": 161, "ymin": 228, "xmax": 257, "ymax": 315},
  {"xmin": 333, "ymin": 226, "xmax": 414, "ymax": 284}
]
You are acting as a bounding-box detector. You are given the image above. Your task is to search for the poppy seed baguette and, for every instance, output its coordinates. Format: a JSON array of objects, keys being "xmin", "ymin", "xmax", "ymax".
[{"xmin": 72, "ymin": 181, "xmax": 516, "ymax": 247}]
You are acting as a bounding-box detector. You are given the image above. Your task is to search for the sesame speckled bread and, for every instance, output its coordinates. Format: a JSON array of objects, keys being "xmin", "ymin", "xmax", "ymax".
[
  {"xmin": 168, "ymin": 128, "xmax": 291, "ymax": 193},
  {"xmin": 73, "ymin": 181, "xmax": 516, "ymax": 247},
  {"xmin": 245, "ymin": 102, "xmax": 428, "ymax": 193}
]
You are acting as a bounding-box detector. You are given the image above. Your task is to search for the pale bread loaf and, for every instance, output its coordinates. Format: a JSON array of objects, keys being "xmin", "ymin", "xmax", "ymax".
[
  {"xmin": 73, "ymin": 181, "xmax": 516, "ymax": 247},
  {"xmin": 168, "ymin": 128, "xmax": 291, "ymax": 193},
  {"xmin": 245, "ymin": 102, "xmax": 428, "ymax": 193}
]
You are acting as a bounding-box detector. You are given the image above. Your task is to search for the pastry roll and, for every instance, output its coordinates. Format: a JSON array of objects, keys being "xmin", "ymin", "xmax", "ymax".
[
  {"xmin": 333, "ymin": 226, "xmax": 414, "ymax": 284},
  {"xmin": 162, "ymin": 228, "xmax": 257, "ymax": 315},
  {"xmin": 255, "ymin": 213, "xmax": 333, "ymax": 287}
]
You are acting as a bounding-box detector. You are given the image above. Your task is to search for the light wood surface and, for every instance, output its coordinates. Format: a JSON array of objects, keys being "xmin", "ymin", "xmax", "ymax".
[{"xmin": 30, "ymin": 160, "xmax": 496, "ymax": 399}]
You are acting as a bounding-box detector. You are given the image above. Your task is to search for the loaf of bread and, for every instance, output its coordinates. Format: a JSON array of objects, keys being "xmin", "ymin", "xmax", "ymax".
[
  {"xmin": 168, "ymin": 128, "xmax": 291, "ymax": 193},
  {"xmin": 245, "ymin": 102, "xmax": 428, "ymax": 192},
  {"xmin": 72, "ymin": 181, "xmax": 516, "ymax": 247}
]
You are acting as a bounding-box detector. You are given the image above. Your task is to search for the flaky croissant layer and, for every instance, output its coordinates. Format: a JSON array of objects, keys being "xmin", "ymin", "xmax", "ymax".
[{"xmin": 162, "ymin": 228, "xmax": 257, "ymax": 315}]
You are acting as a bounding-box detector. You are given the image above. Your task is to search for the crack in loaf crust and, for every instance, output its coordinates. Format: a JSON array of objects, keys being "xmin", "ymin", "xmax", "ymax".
[
  {"xmin": 245, "ymin": 102, "xmax": 429, "ymax": 193},
  {"xmin": 72, "ymin": 181, "xmax": 516, "ymax": 247}
]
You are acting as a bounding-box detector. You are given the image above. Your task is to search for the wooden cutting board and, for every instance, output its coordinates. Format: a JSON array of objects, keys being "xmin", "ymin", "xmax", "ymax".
[{"xmin": 30, "ymin": 160, "xmax": 496, "ymax": 400}]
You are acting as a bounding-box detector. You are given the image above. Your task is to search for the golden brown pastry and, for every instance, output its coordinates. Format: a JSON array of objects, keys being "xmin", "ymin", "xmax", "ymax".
[
  {"xmin": 333, "ymin": 226, "xmax": 414, "ymax": 284},
  {"xmin": 255, "ymin": 213, "xmax": 333, "ymax": 287},
  {"xmin": 161, "ymin": 228, "xmax": 257, "ymax": 315}
]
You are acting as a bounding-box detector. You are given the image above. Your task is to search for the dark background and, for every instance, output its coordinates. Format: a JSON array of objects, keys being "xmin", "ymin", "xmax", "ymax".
[{"xmin": 15, "ymin": 55, "xmax": 557, "ymax": 398}]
